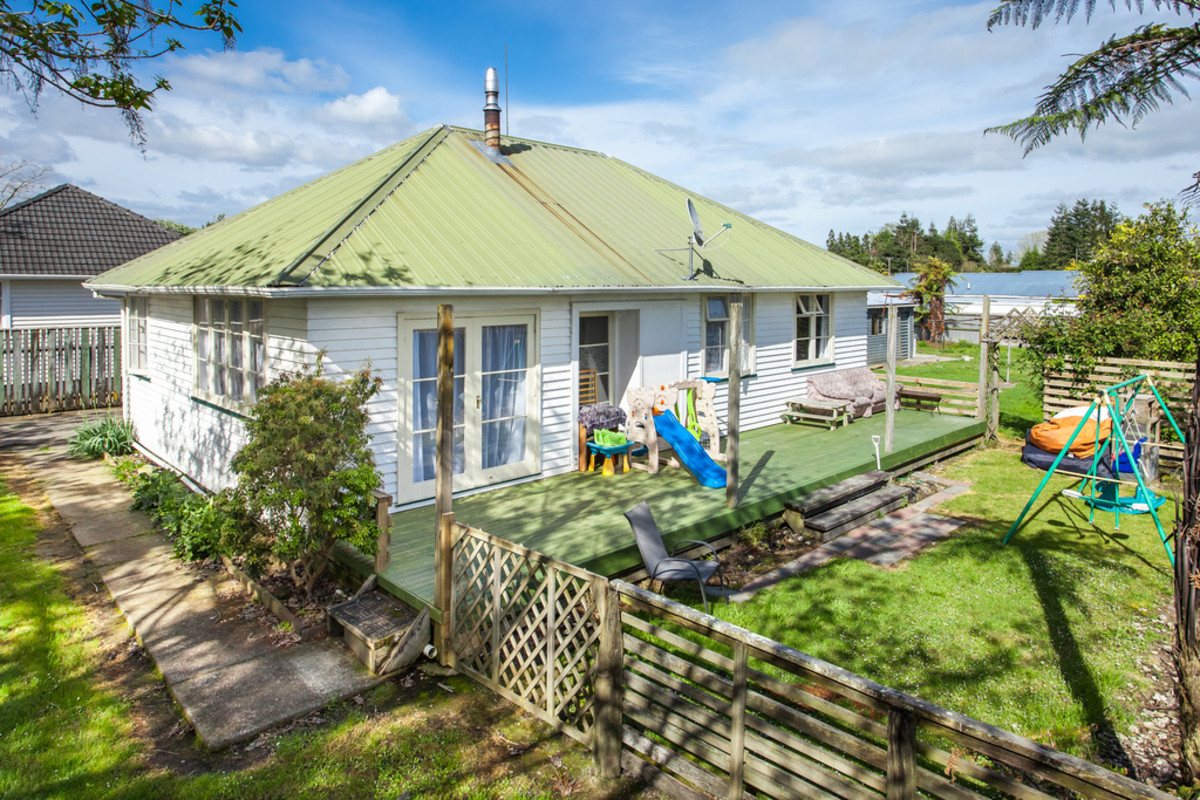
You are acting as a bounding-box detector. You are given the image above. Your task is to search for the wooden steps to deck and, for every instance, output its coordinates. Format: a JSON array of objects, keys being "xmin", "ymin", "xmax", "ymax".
[{"xmin": 784, "ymin": 470, "xmax": 915, "ymax": 542}]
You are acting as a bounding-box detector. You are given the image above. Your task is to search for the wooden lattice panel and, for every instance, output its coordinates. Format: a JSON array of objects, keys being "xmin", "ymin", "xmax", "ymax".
[{"xmin": 450, "ymin": 526, "xmax": 602, "ymax": 740}]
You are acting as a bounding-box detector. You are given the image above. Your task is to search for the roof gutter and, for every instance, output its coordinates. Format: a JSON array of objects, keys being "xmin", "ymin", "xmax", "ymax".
[{"xmin": 84, "ymin": 282, "xmax": 902, "ymax": 299}]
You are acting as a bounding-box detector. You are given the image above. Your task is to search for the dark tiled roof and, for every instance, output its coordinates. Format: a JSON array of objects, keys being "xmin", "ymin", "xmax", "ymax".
[{"xmin": 0, "ymin": 184, "xmax": 182, "ymax": 277}]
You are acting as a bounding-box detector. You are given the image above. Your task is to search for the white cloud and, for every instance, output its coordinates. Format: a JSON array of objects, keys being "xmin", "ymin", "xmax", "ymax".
[{"xmin": 167, "ymin": 48, "xmax": 351, "ymax": 94}]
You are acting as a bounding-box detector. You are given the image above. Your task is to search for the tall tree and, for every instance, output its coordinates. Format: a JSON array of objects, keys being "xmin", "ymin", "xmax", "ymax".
[
  {"xmin": 0, "ymin": 1, "xmax": 241, "ymax": 145},
  {"xmin": 986, "ymin": 0, "xmax": 1200, "ymax": 197},
  {"xmin": 908, "ymin": 257, "xmax": 957, "ymax": 343},
  {"xmin": 1042, "ymin": 198, "xmax": 1122, "ymax": 267}
]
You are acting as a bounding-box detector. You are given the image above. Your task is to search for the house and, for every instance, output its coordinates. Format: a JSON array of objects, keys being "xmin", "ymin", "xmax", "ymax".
[
  {"xmin": 893, "ymin": 270, "xmax": 1078, "ymax": 343},
  {"xmin": 866, "ymin": 291, "xmax": 917, "ymax": 364},
  {"xmin": 87, "ymin": 89, "xmax": 902, "ymax": 510},
  {"xmin": 1, "ymin": 184, "xmax": 180, "ymax": 329}
]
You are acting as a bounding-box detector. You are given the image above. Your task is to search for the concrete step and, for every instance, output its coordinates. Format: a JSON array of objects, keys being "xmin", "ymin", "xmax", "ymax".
[
  {"xmin": 805, "ymin": 485, "xmax": 914, "ymax": 542},
  {"xmin": 786, "ymin": 470, "xmax": 889, "ymax": 517}
]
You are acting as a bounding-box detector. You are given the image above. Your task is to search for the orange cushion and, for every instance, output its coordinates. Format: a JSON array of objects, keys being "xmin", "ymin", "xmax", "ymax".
[{"xmin": 1030, "ymin": 407, "xmax": 1112, "ymax": 458}]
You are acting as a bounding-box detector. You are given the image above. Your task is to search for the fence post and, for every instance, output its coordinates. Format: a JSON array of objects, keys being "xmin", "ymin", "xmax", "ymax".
[
  {"xmin": 592, "ymin": 576, "xmax": 623, "ymax": 779},
  {"xmin": 434, "ymin": 511, "xmax": 457, "ymax": 668},
  {"xmin": 887, "ymin": 708, "xmax": 917, "ymax": 800},
  {"xmin": 977, "ymin": 296, "xmax": 990, "ymax": 424},
  {"xmin": 372, "ymin": 490, "xmax": 392, "ymax": 574},
  {"xmin": 728, "ymin": 640, "xmax": 748, "ymax": 800}
]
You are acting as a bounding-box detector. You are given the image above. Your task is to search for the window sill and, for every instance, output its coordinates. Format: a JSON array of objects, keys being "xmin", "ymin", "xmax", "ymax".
[
  {"xmin": 701, "ymin": 373, "xmax": 757, "ymax": 384},
  {"xmin": 791, "ymin": 361, "xmax": 836, "ymax": 374},
  {"xmin": 190, "ymin": 393, "xmax": 253, "ymax": 420}
]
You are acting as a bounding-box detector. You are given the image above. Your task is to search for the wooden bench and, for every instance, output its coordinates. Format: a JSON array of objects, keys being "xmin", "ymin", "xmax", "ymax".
[
  {"xmin": 781, "ymin": 396, "xmax": 851, "ymax": 430},
  {"xmin": 898, "ymin": 386, "xmax": 941, "ymax": 412}
]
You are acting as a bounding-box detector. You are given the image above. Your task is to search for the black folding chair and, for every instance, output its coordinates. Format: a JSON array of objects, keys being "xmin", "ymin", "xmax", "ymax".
[{"xmin": 624, "ymin": 501, "xmax": 727, "ymax": 613}]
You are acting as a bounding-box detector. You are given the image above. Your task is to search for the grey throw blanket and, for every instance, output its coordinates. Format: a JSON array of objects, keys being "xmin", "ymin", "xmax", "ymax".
[{"xmin": 579, "ymin": 404, "xmax": 627, "ymax": 434}]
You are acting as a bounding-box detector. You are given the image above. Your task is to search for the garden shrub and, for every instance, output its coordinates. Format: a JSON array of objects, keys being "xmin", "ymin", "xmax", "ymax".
[
  {"xmin": 128, "ymin": 468, "xmax": 232, "ymax": 561},
  {"xmin": 68, "ymin": 416, "xmax": 135, "ymax": 459},
  {"xmin": 226, "ymin": 360, "xmax": 383, "ymax": 598}
]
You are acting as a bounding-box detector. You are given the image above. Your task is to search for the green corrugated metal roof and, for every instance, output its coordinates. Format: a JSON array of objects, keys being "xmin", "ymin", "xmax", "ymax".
[{"xmin": 89, "ymin": 125, "xmax": 897, "ymax": 292}]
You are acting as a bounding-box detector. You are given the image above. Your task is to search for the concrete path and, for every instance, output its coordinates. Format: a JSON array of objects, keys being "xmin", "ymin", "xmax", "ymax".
[
  {"xmin": 730, "ymin": 475, "xmax": 970, "ymax": 602},
  {"xmin": 1, "ymin": 410, "xmax": 384, "ymax": 749}
]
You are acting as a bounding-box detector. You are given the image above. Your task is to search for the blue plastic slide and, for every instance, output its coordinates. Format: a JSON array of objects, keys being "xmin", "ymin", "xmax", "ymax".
[{"xmin": 654, "ymin": 409, "xmax": 727, "ymax": 489}]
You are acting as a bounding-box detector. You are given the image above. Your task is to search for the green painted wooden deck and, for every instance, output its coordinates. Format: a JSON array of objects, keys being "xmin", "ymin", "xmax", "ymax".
[{"xmin": 340, "ymin": 410, "xmax": 984, "ymax": 611}]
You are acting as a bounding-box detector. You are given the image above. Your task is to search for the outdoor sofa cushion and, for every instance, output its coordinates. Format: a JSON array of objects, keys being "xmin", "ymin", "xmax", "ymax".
[{"xmin": 807, "ymin": 368, "xmax": 892, "ymax": 419}]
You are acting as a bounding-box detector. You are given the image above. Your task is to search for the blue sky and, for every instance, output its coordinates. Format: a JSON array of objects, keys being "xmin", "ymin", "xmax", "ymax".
[{"xmin": 1, "ymin": 0, "xmax": 1196, "ymax": 255}]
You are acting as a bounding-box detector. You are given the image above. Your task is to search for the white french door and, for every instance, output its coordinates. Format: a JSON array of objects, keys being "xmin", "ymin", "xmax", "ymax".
[{"xmin": 399, "ymin": 314, "xmax": 539, "ymax": 502}]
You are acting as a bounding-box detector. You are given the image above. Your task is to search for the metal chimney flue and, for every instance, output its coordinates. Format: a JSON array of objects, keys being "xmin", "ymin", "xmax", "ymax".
[{"xmin": 483, "ymin": 67, "xmax": 501, "ymax": 150}]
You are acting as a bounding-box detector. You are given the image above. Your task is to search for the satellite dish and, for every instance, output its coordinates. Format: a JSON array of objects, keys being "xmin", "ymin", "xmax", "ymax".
[
  {"xmin": 687, "ymin": 198, "xmax": 706, "ymax": 247},
  {"xmin": 653, "ymin": 197, "xmax": 733, "ymax": 280}
]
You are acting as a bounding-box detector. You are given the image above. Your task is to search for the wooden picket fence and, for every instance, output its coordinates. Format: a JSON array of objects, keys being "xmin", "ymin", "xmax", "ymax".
[
  {"xmin": 437, "ymin": 516, "xmax": 1172, "ymax": 800},
  {"xmin": 1042, "ymin": 356, "xmax": 1193, "ymax": 470},
  {"xmin": 1, "ymin": 326, "xmax": 122, "ymax": 416}
]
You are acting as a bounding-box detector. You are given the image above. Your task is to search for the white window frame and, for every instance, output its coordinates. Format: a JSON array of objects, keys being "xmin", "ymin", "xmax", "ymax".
[
  {"xmin": 868, "ymin": 307, "xmax": 886, "ymax": 338},
  {"xmin": 702, "ymin": 294, "xmax": 755, "ymax": 378},
  {"xmin": 128, "ymin": 295, "xmax": 149, "ymax": 373},
  {"xmin": 794, "ymin": 293, "xmax": 834, "ymax": 367},
  {"xmin": 0, "ymin": 280, "xmax": 9, "ymax": 329},
  {"xmin": 193, "ymin": 296, "xmax": 266, "ymax": 407}
]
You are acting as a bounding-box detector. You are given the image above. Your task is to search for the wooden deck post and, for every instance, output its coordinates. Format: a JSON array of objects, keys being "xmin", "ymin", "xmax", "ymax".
[
  {"xmin": 885, "ymin": 305, "xmax": 898, "ymax": 453},
  {"xmin": 434, "ymin": 511, "xmax": 457, "ymax": 667},
  {"xmin": 435, "ymin": 303, "xmax": 455, "ymax": 527},
  {"xmin": 726, "ymin": 295, "xmax": 742, "ymax": 509},
  {"xmin": 886, "ymin": 708, "xmax": 917, "ymax": 800},
  {"xmin": 978, "ymin": 295, "xmax": 990, "ymax": 427},
  {"xmin": 592, "ymin": 576, "xmax": 624, "ymax": 779},
  {"xmin": 371, "ymin": 489, "xmax": 392, "ymax": 574}
]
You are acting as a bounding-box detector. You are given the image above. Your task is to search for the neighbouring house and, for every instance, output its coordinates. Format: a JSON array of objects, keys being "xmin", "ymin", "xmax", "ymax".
[
  {"xmin": 865, "ymin": 291, "xmax": 917, "ymax": 364},
  {"xmin": 0, "ymin": 184, "xmax": 181, "ymax": 329},
  {"xmin": 893, "ymin": 270, "xmax": 1079, "ymax": 343},
  {"xmin": 87, "ymin": 98, "xmax": 899, "ymax": 509}
]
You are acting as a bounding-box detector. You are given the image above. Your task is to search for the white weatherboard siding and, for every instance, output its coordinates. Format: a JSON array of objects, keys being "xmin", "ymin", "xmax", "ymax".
[
  {"xmin": 127, "ymin": 289, "xmax": 872, "ymax": 506},
  {"xmin": 688, "ymin": 291, "xmax": 869, "ymax": 433},
  {"xmin": 5, "ymin": 278, "xmax": 119, "ymax": 327},
  {"xmin": 126, "ymin": 296, "xmax": 312, "ymax": 492},
  {"xmin": 306, "ymin": 295, "xmax": 574, "ymax": 506}
]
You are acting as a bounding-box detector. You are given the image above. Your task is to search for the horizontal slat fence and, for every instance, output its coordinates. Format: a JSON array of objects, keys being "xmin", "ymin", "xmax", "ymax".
[
  {"xmin": 876, "ymin": 373, "xmax": 980, "ymax": 418},
  {"xmin": 615, "ymin": 581, "xmax": 1172, "ymax": 800},
  {"xmin": 439, "ymin": 517, "xmax": 1172, "ymax": 800},
  {"xmin": 1, "ymin": 326, "xmax": 121, "ymax": 416},
  {"xmin": 1042, "ymin": 357, "xmax": 1193, "ymax": 470}
]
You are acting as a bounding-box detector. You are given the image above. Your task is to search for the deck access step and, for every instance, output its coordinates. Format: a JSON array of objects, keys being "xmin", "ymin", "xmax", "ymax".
[
  {"xmin": 785, "ymin": 470, "xmax": 889, "ymax": 517},
  {"xmin": 805, "ymin": 485, "xmax": 914, "ymax": 542},
  {"xmin": 328, "ymin": 591, "xmax": 430, "ymax": 676}
]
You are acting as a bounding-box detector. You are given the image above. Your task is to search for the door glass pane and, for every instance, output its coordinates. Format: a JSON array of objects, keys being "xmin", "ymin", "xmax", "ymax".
[
  {"xmin": 482, "ymin": 371, "xmax": 527, "ymax": 420},
  {"xmin": 482, "ymin": 419, "xmax": 525, "ymax": 469},
  {"xmin": 580, "ymin": 316, "xmax": 607, "ymax": 346},
  {"xmin": 579, "ymin": 344, "xmax": 608, "ymax": 375},
  {"xmin": 482, "ymin": 325, "xmax": 527, "ymax": 372},
  {"xmin": 413, "ymin": 430, "xmax": 465, "ymax": 482}
]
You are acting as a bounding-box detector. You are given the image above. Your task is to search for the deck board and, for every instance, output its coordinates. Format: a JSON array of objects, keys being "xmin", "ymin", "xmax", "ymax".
[{"xmin": 352, "ymin": 411, "xmax": 984, "ymax": 608}]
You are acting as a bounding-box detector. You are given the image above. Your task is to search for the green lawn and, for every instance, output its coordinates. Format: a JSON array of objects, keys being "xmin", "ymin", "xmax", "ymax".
[
  {"xmin": 0, "ymin": 472, "xmax": 645, "ymax": 800},
  {"xmin": 709, "ymin": 443, "xmax": 1173, "ymax": 760}
]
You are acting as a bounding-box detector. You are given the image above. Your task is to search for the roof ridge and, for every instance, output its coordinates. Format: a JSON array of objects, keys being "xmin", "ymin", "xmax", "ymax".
[
  {"xmin": 273, "ymin": 125, "xmax": 451, "ymax": 287},
  {"xmin": 0, "ymin": 183, "xmax": 71, "ymax": 219}
]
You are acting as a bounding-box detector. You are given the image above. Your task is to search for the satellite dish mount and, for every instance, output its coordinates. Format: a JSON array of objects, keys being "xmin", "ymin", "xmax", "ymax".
[{"xmin": 656, "ymin": 198, "xmax": 732, "ymax": 280}]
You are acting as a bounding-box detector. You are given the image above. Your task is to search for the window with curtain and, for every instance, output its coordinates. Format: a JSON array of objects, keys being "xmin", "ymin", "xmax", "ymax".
[
  {"xmin": 194, "ymin": 297, "xmax": 265, "ymax": 404},
  {"xmin": 703, "ymin": 294, "xmax": 754, "ymax": 377},
  {"xmin": 411, "ymin": 326, "xmax": 465, "ymax": 483},
  {"xmin": 128, "ymin": 295, "xmax": 148, "ymax": 371},
  {"xmin": 795, "ymin": 293, "xmax": 832, "ymax": 365},
  {"xmin": 481, "ymin": 324, "xmax": 528, "ymax": 470}
]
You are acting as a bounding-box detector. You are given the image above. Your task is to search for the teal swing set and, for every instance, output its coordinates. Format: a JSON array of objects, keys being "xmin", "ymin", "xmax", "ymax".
[{"xmin": 1004, "ymin": 374, "xmax": 1184, "ymax": 566}]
